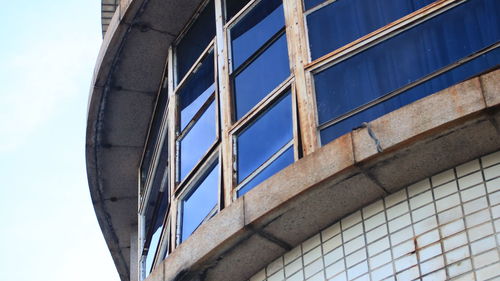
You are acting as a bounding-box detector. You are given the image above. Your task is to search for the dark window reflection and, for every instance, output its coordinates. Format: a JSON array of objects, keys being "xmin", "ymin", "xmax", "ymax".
[
  {"xmin": 307, "ymin": 0, "xmax": 434, "ymax": 60},
  {"xmin": 178, "ymin": 52, "xmax": 215, "ymax": 131},
  {"xmin": 233, "ymin": 33, "xmax": 289, "ymax": 119},
  {"xmin": 237, "ymin": 145, "xmax": 294, "ymax": 197},
  {"xmin": 181, "ymin": 161, "xmax": 219, "ymax": 242},
  {"xmin": 231, "ymin": 0, "xmax": 284, "ymax": 69},
  {"xmin": 316, "ymin": 0, "xmax": 500, "ymax": 144},
  {"xmin": 237, "ymin": 92, "xmax": 292, "ymax": 183},
  {"xmin": 176, "ymin": 0, "xmax": 216, "ymax": 81},
  {"xmin": 180, "ymin": 101, "xmax": 216, "ymax": 181},
  {"xmin": 226, "ymin": 0, "xmax": 252, "ymax": 22},
  {"xmin": 144, "ymin": 190, "xmax": 168, "ymax": 275}
]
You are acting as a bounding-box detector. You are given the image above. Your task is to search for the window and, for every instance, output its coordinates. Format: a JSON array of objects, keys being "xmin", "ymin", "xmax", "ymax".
[
  {"xmin": 225, "ymin": 0, "xmax": 252, "ymax": 22},
  {"xmin": 306, "ymin": 0, "xmax": 500, "ymax": 145},
  {"xmin": 235, "ymin": 91, "xmax": 295, "ymax": 197},
  {"xmin": 229, "ymin": 0, "xmax": 290, "ymax": 120},
  {"xmin": 178, "ymin": 158, "xmax": 220, "ymax": 243}
]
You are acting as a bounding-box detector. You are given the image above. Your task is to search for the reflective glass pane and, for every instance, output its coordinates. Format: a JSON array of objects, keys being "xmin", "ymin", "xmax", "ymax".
[
  {"xmin": 320, "ymin": 46, "xmax": 500, "ymax": 145},
  {"xmin": 144, "ymin": 190, "xmax": 168, "ymax": 274},
  {"xmin": 178, "ymin": 52, "xmax": 215, "ymax": 131},
  {"xmin": 303, "ymin": 0, "xmax": 324, "ymax": 11},
  {"xmin": 233, "ymin": 33, "xmax": 290, "ymax": 119},
  {"xmin": 145, "ymin": 223, "xmax": 161, "ymax": 274},
  {"xmin": 180, "ymin": 101, "xmax": 216, "ymax": 181},
  {"xmin": 226, "ymin": 0, "xmax": 252, "ymax": 22},
  {"xmin": 231, "ymin": 0, "xmax": 284, "ymax": 69},
  {"xmin": 307, "ymin": 0, "xmax": 434, "ymax": 60},
  {"xmin": 314, "ymin": 0, "xmax": 500, "ymax": 126},
  {"xmin": 237, "ymin": 92, "xmax": 292, "ymax": 182},
  {"xmin": 176, "ymin": 0, "xmax": 216, "ymax": 81},
  {"xmin": 181, "ymin": 161, "xmax": 219, "ymax": 242},
  {"xmin": 237, "ymin": 145, "xmax": 294, "ymax": 197}
]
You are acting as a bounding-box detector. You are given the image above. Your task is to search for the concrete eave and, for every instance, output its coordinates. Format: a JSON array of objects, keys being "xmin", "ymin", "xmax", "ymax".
[
  {"xmin": 86, "ymin": 0, "xmax": 205, "ymax": 280},
  {"xmin": 146, "ymin": 69, "xmax": 500, "ymax": 281}
]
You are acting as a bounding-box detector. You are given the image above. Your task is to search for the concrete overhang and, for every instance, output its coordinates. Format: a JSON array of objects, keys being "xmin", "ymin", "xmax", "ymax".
[
  {"xmin": 145, "ymin": 69, "xmax": 500, "ymax": 281},
  {"xmin": 86, "ymin": 0, "xmax": 205, "ymax": 280}
]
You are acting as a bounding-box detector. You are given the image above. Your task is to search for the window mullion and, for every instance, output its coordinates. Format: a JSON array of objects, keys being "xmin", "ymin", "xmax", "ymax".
[{"xmin": 283, "ymin": 0, "xmax": 320, "ymax": 155}]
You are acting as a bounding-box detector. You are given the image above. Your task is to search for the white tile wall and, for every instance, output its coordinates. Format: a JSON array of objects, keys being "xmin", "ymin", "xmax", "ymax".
[{"xmin": 249, "ymin": 150, "xmax": 500, "ymax": 281}]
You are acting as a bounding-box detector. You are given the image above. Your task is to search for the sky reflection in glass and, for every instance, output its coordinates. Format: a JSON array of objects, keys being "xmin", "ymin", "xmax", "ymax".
[
  {"xmin": 314, "ymin": 0, "xmax": 500, "ymax": 126},
  {"xmin": 231, "ymin": 0, "xmax": 284, "ymax": 70},
  {"xmin": 307, "ymin": 0, "xmax": 434, "ymax": 60},
  {"xmin": 181, "ymin": 161, "xmax": 219, "ymax": 242},
  {"xmin": 237, "ymin": 146, "xmax": 293, "ymax": 197},
  {"xmin": 237, "ymin": 92, "xmax": 292, "ymax": 183},
  {"xmin": 180, "ymin": 101, "xmax": 216, "ymax": 181},
  {"xmin": 233, "ymin": 34, "xmax": 289, "ymax": 120}
]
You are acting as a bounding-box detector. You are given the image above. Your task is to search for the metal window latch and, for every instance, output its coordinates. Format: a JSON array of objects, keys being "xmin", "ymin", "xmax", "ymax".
[{"xmin": 361, "ymin": 122, "xmax": 383, "ymax": 153}]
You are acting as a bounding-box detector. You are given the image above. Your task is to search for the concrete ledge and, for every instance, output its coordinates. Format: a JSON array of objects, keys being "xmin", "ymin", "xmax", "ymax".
[{"xmin": 149, "ymin": 69, "xmax": 500, "ymax": 281}]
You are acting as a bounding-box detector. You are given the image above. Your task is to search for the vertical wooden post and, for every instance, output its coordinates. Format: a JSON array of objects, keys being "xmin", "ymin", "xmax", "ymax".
[{"xmin": 283, "ymin": 0, "xmax": 320, "ymax": 156}]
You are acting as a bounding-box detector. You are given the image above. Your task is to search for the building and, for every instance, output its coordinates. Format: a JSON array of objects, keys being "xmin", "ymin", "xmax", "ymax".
[{"xmin": 85, "ymin": 0, "xmax": 500, "ymax": 280}]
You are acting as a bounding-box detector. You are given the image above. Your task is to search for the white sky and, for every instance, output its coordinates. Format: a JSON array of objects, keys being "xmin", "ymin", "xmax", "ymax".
[{"xmin": 0, "ymin": 0, "xmax": 120, "ymax": 280}]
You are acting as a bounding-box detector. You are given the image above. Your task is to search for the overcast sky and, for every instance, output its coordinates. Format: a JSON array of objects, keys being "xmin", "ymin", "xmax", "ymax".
[{"xmin": 0, "ymin": 0, "xmax": 120, "ymax": 280}]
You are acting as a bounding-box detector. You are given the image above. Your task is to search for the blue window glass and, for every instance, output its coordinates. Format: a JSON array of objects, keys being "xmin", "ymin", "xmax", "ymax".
[
  {"xmin": 315, "ymin": 0, "xmax": 500, "ymax": 129},
  {"xmin": 231, "ymin": 0, "xmax": 284, "ymax": 70},
  {"xmin": 303, "ymin": 0, "xmax": 323, "ymax": 11},
  {"xmin": 178, "ymin": 52, "xmax": 215, "ymax": 131},
  {"xmin": 179, "ymin": 101, "xmax": 216, "ymax": 181},
  {"xmin": 307, "ymin": 0, "xmax": 434, "ymax": 60},
  {"xmin": 320, "ymin": 47, "xmax": 500, "ymax": 144},
  {"xmin": 176, "ymin": 0, "xmax": 216, "ymax": 81},
  {"xmin": 237, "ymin": 92, "xmax": 292, "ymax": 183},
  {"xmin": 226, "ymin": 0, "xmax": 252, "ymax": 22},
  {"xmin": 237, "ymin": 146, "xmax": 294, "ymax": 197},
  {"xmin": 233, "ymin": 33, "xmax": 290, "ymax": 119},
  {"xmin": 181, "ymin": 161, "xmax": 219, "ymax": 242}
]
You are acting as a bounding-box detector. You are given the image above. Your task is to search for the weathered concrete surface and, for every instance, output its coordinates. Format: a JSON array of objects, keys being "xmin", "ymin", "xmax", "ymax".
[
  {"xmin": 146, "ymin": 69, "xmax": 500, "ymax": 281},
  {"xmin": 87, "ymin": 0, "xmax": 205, "ymax": 280}
]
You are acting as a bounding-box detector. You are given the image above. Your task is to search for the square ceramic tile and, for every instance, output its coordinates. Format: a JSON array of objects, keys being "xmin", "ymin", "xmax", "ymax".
[
  {"xmin": 346, "ymin": 261, "xmax": 368, "ymax": 280},
  {"xmin": 449, "ymin": 272, "xmax": 474, "ymax": 281},
  {"xmin": 363, "ymin": 201, "xmax": 384, "ymax": 219},
  {"xmin": 371, "ymin": 263, "xmax": 393, "ymax": 281},
  {"xmin": 465, "ymin": 209, "xmax": 490, "ymax": 228},
  {"xmin": 434, "ymin": 181, "xmax": 458, "ymax": 199},
  {"xmin": 306, "ymin": 270, "xmax": 325, "ymax": 281},
  {"xmin": 447, "ymin": 258, "xmax": 472, "ymax": 277},
  {"xmin": 345, "ymin": 248, "xmax": 367, "ymax": 268},
  {"xmin": 303, "ymin": 234, "xmax": 321, "ymax": 253},
  {"xmin": 440, "ymin": 219, "xmax": 465, "ymax": 238},
  {"xmin": 368, "ymin": 237, "xmax": 390, "ymax": 256},
  {"xmin": 344, "ymin": 236, "xmax": 365, "ymax": 255},
  {"xmin": 353, "ymin": 273, "xmax": 370, "ymax": 281},
  {"xmin": 287, "ymin": 270, "xmax": 304, "ymax": 281},
  {"xmin": 390, "ymin": 226, "xmax": 413, "ymax": 246},
  {"xmin": 387, "ymin": 202, "xmax": 410, "ymax": 221},
  {"xmin": 460, "ymin": 183, "xmax": 486, "ymax": 202},
  {"xmin": 421, "ymin": 268, "xmax": 446, "ymax": 281},
  {"xmin": 267, "ymin": 257, "xmax": 284, "ymax": 276},
  {"xmin": 369, "ymin": 249, "xmax": 392, "ymax": 269},
  {"xmin": 364, "ymin": 212, "xmax": 386, "ymax": 232},
  {"xmin": 416, "ymin": 229, "xmax": 440, "ymax": 248},
  {"xmin": 456, "ymin": 160, "xmax": 481, "ymax": 178},
  {"xmin": 419, "ymin": 243, "xmax": 442, "ymax": 262},
  {"xmin": 388, "ymin": 213, "xmax": 411, "ymax": 233},
  {"xmin": 467, "ymin": 222, "xmax": 494, "ymax": 242},
  {"xmin": 285, "ymin": 245, "xmax": 302, "ymax": 265},
  {"xmin": 325, "ymin": 259, "xmax": 345, "ymax": 279},
  {"xmin": 394, "ymin": 253, "xmax": 418, "ymax": 272},
  {"xmin": 323, "ymin": 246, "xmax": 343, "ymax": 267},
  {"xmin": 366, "ymin": 224, "xmax": 388, "ymax": 244},
  {"xmin": 329, "ymin": 271, "xmax": 347, "ymax": 281},
  {"xmin": 414, "ymin": 216, "xmax": 438, "ymax": 236},
  {"xmin": 475, "ymin": 262, "xmax": 500, "ymax": 280},
  {"xmin": 304, "ymin": 258, "xmax": 323, "ymax": 279},
  {"xmin": 445, "ymin": 245, "xmax": 470, "ymax": 265},
  {"xmin": 472, "ymin": 249, "xmax": 499, "ymax": 269},
  {"xmin": 443, "ymin": 232, "xmax": 468, "ymax": 252},
  {"xmin": 486, "ymin": 177, "xmax": 500, "ymax": 193},
  {"xmin": 321, "ymin": 223, "xmax": 341, "ymax": 242},
  {"xmin": 432, "ymin": 169, "xmax": 455, "ymax": 187},
  {"xmin": 385, "ymin": 189, "xmax": 407, "ymax": 208},
  {"xmin": 322, "ymin": 234, "xmax": 342, "ymax": 254},
  {"xmin": 437, "ymin": 206, "xmax": 463, "ymax": 225},
  {"xmin": 492, "ymin": 205, "xmax": 500, "ymax": 219},
  {"xmin": 412, "ymin": 203, "xmax": 436, "ymax": 222},
  {"xmin": 436, "ymin": 193, "xmax": 461, "ymax": 213},
  {"xmin": 463, "ymin": 196, "xmax": 488, "ymax": 215},
  {"xmin": 420, "ymin": 255, "xmax": 444, "ymax": 275},
  {"xmin": 303, "ymin": 246, "xmax": 322, "ymax": 266},
  {"xmin": 489, "ymin": 190, "xmax": 500, "ymax": 205},
  {"xmin": 341, "ymin": 211, "xmax": 362, "ymax": 230},
  {"xmin": 470, "ymin": 235, "xmax": 496, "ymax": 255},
  {"xmin": 481, "ymin": 150, "xmax": 500, "ymax": 167},
  {"xmin": 285, "ymin": 258, "xmax": 303, "ymax": 277},
  {"xmin": 392, "ymin": 239, "xmax": 415, "ymax": 259},
  {"xmin": 267, "ymin": 268, "xmax": 284, "ymax": 281},
  {"xmin": 343, "ymin": 223, "xmax": 363, "ymax": 242},
  {"xmin": 395, "ymin": 265, "xmax": 419, "ymax": 281},
  {"xmin": 484, "ymin": 163, "xmax": 500, "ymax": 180},
  {"xmin": 410, "ymin": 190, "xmax": 433, "ymax": 210},
  {"xmin": 457, "ymin": 171, "xmax": 483, "ymax": 190},
  {"xmin": 408, "ymin": 179, "xmax": 431, "ymax": 197}
]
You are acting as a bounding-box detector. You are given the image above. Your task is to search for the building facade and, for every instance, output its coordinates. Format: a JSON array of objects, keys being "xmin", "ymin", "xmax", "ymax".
[{"xmin": 86, "ymin": 0, "xmax": 500, "ymax": 280}]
